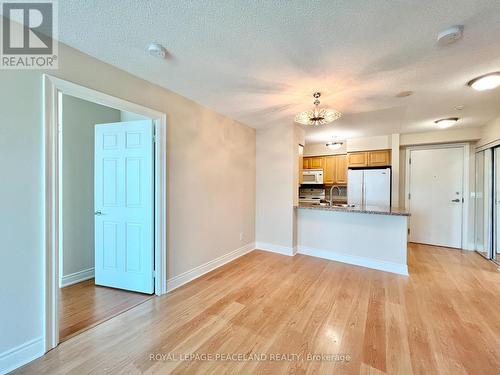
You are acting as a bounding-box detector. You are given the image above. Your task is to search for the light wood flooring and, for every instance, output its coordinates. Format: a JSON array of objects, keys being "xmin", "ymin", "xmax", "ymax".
[
  {"xmin": 58, "ymin": 279, "xmax": 152, "ymax": 342},
  {"xmin": 18, "ymin": 243, "xmax": 500, "ymax": 374}
]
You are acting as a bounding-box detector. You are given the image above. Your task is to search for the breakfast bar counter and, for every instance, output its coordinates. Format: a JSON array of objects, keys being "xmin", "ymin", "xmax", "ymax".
[{"xmin": 295, "ymin": 204, "xmax": 410, "ymax": 275}]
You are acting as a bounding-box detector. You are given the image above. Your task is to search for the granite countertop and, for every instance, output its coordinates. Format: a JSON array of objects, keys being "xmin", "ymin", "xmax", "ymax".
[{"xmin": 295, "ymin": 203, "xmax": 410, "ymax": 217}]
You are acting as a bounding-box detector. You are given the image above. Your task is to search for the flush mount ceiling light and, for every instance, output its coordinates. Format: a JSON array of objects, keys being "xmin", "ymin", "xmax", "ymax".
[
  {"xmin": 437, "ymin": 25, "xmax": 464, "ymax": 45},
  {"xmin": 326, "ymin": 141, "xmax": 343, "ymax": 151},
  {"xmin": 295, "ymin": 92, "xmax": 342, "ymax": 126},
  {"xmin": 468, "ymin": 72, "xmax": 500, "ymax": 91},
  {"xmin": 435, "ymin": 117, "xmax": 459, "ymax": 129},
  {"xmin": 146, "ymin": 42, "xmax": 168, "ymax": 59}
]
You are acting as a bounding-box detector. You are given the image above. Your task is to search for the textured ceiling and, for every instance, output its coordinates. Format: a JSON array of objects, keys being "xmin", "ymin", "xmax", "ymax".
[{"xmin": 57, "ymin": 0, "xmax": 500, "ymax": 143}]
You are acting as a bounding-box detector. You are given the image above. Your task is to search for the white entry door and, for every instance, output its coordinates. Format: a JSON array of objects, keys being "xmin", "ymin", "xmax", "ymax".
[
  {"xmin": 408, "ymin": 147, "xmax": 464, "ymax": 248},
  {"xmin": 94, "ymin": 120, "xmax": 154, "ymax": 294}
]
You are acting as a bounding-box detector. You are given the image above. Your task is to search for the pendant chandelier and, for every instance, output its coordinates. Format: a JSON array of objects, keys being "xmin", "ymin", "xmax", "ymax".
[{"xmin": 294, "ymin": 92, "xmax": 342, "ymax": 126}]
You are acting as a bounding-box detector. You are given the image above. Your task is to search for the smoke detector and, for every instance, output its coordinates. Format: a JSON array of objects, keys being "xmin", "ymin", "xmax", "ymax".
[
  {"xmin": 147, "ymin": 43, "xmax": 167, "ymax": 59},
  {"xmin": 437, "ymin": 25, "xmax": 464, "ymax": 45}
]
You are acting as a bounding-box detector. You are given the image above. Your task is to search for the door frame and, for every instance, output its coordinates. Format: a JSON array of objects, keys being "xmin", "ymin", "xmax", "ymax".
[
  {"xmin": 404, "ymin": 143, "xmax": 470, "ymax": 249},
  {"xmin": 43, "ymin": 74, "xmax": 168, "ymax": 352}
]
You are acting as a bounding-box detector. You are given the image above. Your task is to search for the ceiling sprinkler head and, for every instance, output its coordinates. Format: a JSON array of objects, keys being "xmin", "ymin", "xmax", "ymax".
[{"xmin": 147, "ymin": 42, "xmax": 167, "ymax": 59}]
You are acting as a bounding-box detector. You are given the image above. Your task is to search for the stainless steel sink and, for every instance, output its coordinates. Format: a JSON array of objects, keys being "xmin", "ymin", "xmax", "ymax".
[{"xmin": 330, "ymin": 203, "xmax": 354, "ymax": 208}]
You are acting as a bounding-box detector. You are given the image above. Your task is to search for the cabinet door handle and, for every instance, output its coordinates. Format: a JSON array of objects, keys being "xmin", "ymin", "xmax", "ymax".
[
  {"xmin": 451, "ymin": 199, "xmax": 460, "ymax": 203},
  {"xmin": 94, "ymin": 210, "xmax": 104, "ymax": 215}
]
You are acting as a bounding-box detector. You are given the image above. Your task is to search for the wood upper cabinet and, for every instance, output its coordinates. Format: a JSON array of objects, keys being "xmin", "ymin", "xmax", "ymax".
[
  {"xmin": 303, "ymin": 156, "xmax": 324, "ymax": 170},
  {"xmin": 347, "ymin": 152, "xmax": 368, "ymax": 167},
  {"xmin": 310, "ymin": 157, "xmax": 324, "ymax": 169},
  {"xmin": 348, "ymin": 150, "xmax": 391, "ymax": 167},
  {"xmin": 335, "ymin": 154, "xmax": 348, "ymax": 184},
  {"xmin": 368, "ymin": 150, "xmax": 391, "ymax": 166},
  {"xmin": 303, "ymin": 157, "xmax": 311, "ymax": 170},
  {"xmin": 322, "ymin": 155, "xmax": 347, "ymax": 185},
  {"xmin": 323, "ymin": 156, "xmax": 335, "ymax": 184}
]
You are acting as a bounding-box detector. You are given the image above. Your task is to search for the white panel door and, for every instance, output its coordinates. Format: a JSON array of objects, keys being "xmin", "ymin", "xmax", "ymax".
[
  {"xmin": 347, "ymin": 169, "xmax": 363, "ymax": 207},
  {"xmin": 409, "ymin": 147, "xmax": 463, "ymax": 248},
  {"xmin": 94, "ymin": 120, "xmax": 154, "ymax": 294},
  {"xmin": 364, "ymin": 168, "xmax": 391, "ymax": 207}
]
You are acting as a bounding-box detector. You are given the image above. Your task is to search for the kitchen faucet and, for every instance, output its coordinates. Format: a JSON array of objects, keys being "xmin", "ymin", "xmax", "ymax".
[{"xmin": 328, "ymin": 185, "xmax": 341, "ymax": 206}]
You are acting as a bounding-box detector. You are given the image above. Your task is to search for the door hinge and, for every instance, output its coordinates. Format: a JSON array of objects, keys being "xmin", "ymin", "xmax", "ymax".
[
  {"xmin": 409, "ymin": 157, "xmax": 411, "ymax": 165},
  {"xmin": 408, "ymin": 228, "xmax": 410, "ymax": 235},
  {"xmin": 152, "ymin": 270, "xmax": 156, "ymax": 279},
  {"xmin": 408, "ymin": 193, "xmax": 411, "ymax": 200}
]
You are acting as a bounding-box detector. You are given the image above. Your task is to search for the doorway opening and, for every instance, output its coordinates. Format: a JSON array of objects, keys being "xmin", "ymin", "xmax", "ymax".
[
  {"xmin": 44, "ymin": 75, "xmax": 167, "ymax": 351},
  {"xmin": 57, "ymin": 94, "xmax": 155, "ymax": 342}
]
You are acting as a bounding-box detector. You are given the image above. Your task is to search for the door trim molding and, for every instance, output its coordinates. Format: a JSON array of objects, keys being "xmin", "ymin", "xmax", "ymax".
[
  {"xmin": 43, "ymin": 74, "xmax": 168, "ymax": 352},
  {"xmin": 404, "ymin": 143, "xmax": 470, "ymax": 250}
]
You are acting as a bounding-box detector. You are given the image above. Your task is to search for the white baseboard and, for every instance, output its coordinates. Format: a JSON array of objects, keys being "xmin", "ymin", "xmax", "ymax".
[
  {"xmin": 0, "ymin": 337, "xmax": 44, "ymax": 375},
  {"xmin": 255, "ymin": 242, "xmax": 294, "ymax": 256},
  {"xmin": 297, "ymin": 246, "xmax": 409, "ymax": 276},
  {"xmin": 60, "ymin": 267, "xmax": 95, "ymax": 288},
  {"xmin": 166, "ymin": 242, "xmax": 255, "ymax": 292}
]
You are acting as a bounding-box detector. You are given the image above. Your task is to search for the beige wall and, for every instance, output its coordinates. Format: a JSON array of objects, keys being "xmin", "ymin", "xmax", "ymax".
[
  {"xmin": 61, "ymin": 94, "xmax": 121, "ymax": 279},
  {"xmin": 477, "ymin": 115, "xmax": 500, "ymax": 148},
  {"xmin": 400, "ymin": 127, "xmax": 481, "ymax": 146},
  {"xmin": 347, "ymin": 135, "xmax": 391, "ymax": 152},
  {"xmin": 256, "ymin": 124, "xmax": 299, "ymax": 251},
  {"xmin": 0, "ymin": 41, "xmax": 256, "ymax": 360},
  {"xmin": 304, "ymin": 142, "xmax": 347, "ymax": 156}
]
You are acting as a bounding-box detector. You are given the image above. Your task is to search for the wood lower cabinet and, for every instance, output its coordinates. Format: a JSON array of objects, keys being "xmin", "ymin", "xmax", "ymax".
[{"xmin": 348, "ymin": 150, "xmax": 391, "ymax": 167}]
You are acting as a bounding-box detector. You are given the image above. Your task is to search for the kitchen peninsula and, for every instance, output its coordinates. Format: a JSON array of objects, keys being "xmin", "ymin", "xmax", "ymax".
[{"xmin": 295, "ymin": 204, "xmax": 410, "ymax": 275}]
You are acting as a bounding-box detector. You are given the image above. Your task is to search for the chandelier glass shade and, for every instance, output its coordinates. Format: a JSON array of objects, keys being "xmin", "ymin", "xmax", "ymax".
[{"xmin": 295, "ymin": 92, "xmax": 342, "ymax": 126}]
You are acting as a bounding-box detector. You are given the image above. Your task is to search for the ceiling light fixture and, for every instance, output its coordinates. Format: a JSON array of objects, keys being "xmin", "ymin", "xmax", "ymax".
[
  {"xmin": 147, "ymin": 42, "xmax": 168, "ymax": 59},
  {"xmin": 326, "ymin": 141, "xmax": 343, "ymax": 151},
  {"xmin": 437, "ymin": 25, "xmax": 464, "ymax": 45},
  {"xmin": 468, "ymin": 72, "xmax": 500, "ymax": 91},
  {"xmin": 434, "ymin": 117, "xmax": 459, "ymax": 129},
  {"xmin": 295, "ymin": 92, "xmax": 342, "ymax": 126}
]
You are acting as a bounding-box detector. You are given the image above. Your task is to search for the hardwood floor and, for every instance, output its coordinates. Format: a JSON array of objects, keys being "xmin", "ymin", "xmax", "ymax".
[
  {"xmin": 58, "ymin": 279, "xmax": 153, "ymax": 342},
  {"xmin": 18, "ymin": 243, "xmax": 500, "ymax": 374}
]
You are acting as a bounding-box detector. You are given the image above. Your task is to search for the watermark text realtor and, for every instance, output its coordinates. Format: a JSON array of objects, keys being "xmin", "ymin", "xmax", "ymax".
[{"xmin": 1, "ymin": 0, "xmax": 58, "ymax": 69}]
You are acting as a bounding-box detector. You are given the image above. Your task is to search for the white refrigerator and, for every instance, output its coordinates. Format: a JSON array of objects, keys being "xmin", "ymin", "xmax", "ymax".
[{"xmin": 347, "ymin": 168, "xmax": 391, "ymax": 207}]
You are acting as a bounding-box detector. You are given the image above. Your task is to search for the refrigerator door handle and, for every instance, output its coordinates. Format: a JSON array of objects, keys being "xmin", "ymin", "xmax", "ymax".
[{"xmin": 362, "ymin": 173, "xmax": 365, "ymax": 207}]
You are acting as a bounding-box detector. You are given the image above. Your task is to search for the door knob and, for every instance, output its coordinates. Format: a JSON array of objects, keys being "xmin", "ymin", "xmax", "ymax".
[
  {"xmin": 451, "ymin": 199, "xmax": 461, "ymax": 202},
  {"xmin": 94, "ymin": 210, "xmax": 104, "ymax": 215}
]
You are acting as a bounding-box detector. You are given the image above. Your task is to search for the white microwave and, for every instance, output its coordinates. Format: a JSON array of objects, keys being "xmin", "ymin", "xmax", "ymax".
[{"xmin": 302, "ymin": 169, "xmax": 323, "ymax": 184}]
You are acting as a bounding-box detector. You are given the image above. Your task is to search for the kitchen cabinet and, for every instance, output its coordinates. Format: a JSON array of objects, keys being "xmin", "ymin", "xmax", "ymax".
[
  {"xmin": 303, "ymin": 158, "xmax": 311, "ymax": 170},
  {"xmin": 335, "ymin": 155, "xmax": 348, "ymax": 183},
  {"xmin": 368, "ymin": 150, "xmax": 391, "ymax": 166},
  {"xmin": 348, "ymin": 150, "xmax": 391, "ymax": 167},
  {"xmin": 303, "ymin": 156, "xmax": 324, "ymax": 170},
  {"xmin": 347, "ymin": 152, "xmax": 368, "ymax": 167},
  {"xmin": 310, "ymin": 157, "xmax": 324, "ymax": 169},
  {"xmin": 322, "ymin": 155, "xmax": 348, "ymax": 185},
  {"xmin": 324, "ymin": 156, "xmax": 336, "ymax": 184}
]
